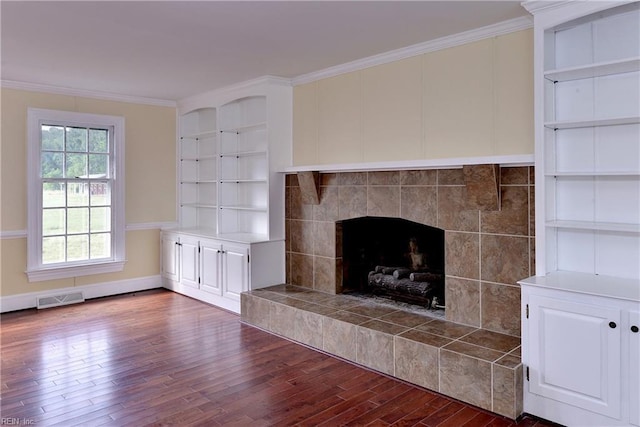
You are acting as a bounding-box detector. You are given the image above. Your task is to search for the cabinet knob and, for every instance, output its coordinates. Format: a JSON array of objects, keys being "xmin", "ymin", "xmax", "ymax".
[
  {"xmin": 632, "ymin": 325, "xmax": 639, "ymax": 333},
  {"xmin": 609, "ymin": 321, "xmax": 617, "ymax": 329}
]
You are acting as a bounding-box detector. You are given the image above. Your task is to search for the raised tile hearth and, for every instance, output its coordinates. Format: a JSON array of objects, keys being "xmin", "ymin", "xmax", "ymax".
[{"xmin": 241, "ymin": 284, "xmax": 523, "ymax": 420}]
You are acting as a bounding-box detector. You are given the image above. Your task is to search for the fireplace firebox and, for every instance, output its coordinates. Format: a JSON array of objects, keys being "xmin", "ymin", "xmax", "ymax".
[{"xmin": 340, "ymin": 216, "xmax": 445, "ymax": 308}]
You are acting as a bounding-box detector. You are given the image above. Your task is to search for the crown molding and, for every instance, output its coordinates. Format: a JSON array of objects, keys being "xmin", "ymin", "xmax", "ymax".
[
  {"xmin": 292, "ymin": 16, "xmax": 533, "ymax": 86},
  {"xmin": 1, "ymin": 80, "xmax": 177, "ymax": 108}
]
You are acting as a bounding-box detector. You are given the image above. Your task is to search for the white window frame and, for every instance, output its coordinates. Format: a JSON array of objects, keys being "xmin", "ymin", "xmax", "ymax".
[{"xmin": 26, "ymin": 108, "xmax": 126, "ymax": 282}]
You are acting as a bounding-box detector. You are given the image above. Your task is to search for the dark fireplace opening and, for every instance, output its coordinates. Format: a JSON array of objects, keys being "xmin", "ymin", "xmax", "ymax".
[{"xmin": 340, "ymin": 216, "xmax": 445, "ymax": 309}]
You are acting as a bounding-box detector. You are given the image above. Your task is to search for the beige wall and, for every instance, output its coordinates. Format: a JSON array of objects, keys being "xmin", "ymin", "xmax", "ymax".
[
  {"xmin": 293, "ymin": 29, "xmax": 533, "ymax": 165},
  {"xmin": 0, "ymin": 88, "xmax": 176, "ymax": 297}
]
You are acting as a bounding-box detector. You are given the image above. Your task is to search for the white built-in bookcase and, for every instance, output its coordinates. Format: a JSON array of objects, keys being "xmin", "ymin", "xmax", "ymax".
[{"xmin": 538, "ymin": 2, "xmax": 640, "ymax": 281}]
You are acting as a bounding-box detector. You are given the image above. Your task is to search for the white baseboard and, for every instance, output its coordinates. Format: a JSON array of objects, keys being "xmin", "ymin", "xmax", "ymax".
[{"xmin": 0, "ymin": 275, "xmax": 162, "ymax": 313}]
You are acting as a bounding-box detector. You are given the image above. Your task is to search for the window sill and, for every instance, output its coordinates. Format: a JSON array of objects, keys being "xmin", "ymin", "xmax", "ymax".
[{"xmin": 26, "ymin": 260, "xmax": 126, "ymax": 282}]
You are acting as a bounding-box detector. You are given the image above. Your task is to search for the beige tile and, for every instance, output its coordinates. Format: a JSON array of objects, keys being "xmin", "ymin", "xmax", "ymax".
[
  {"xmin": 368, "ymin": 171, "xmax": 400, "ymax": 185},
  {"xmin": 290, "ymin": 220, "xmax": 314, "ymax": 255},
  {"xmin": 415, "ymin": 319, "xmax": 477, "ymax": 340},
  {"xmin": 442, "ymin": 340, "xmax": 505, "ymax": 362},
  {"xmin": 295, "ymin": 309, "xmax": 324, "ymax": 349},
  {"xmin": 240, "ymin": 293, "xmax": 270, "ymax": 330},
  {"xmin": 313, "ymin": 185, "xmax": 339, "ymax": 221},
  {"xmin": 320, "ymin": 173, "xmax": 338, "ymax": 186},
  {"xmin": 290, "ymin": 253, "xmax": 314, "ymax": 288},
  {"xmin": 463, "ymin": 164, "xmax": 500, "ymax": 211},
  {"xmin": 438, "ymin": 186, "xmax": 479, "ymax": 232},
  {"xmin": 438, "ymin": 168, "xmax": 465, "ymax": 185},
  {"xmin": 379, "ymin": 310, "xmax": 434, "ymax": 328},
  {"xmin": 398, "ymin": 329, "xmax": 452, "ymax": 348},
  {"xmin": 346, "ymin": 304, "xmax": 400, "ymax": 318},
  {"xmin": 338, "ymin": 186, "xmax": 367, "ymax": 220},
  {"xmin": 367, "ymin": 186, "xmax": 400, "ymax": 218},
  {"xmin": 459, "ymin": 329, "xmax": 520, "ymax": 353},
  {"xmin": 500, "ymin": 166, "xmax": 529, "ymax": 185},
  {"xmin": 444, "ymin": 277, "xmax": 481, "ymax": 327},
  {"xmin": 496, "ymin": 353, "xmax": 521, "ymax": 369},
  {"xmin": 481, "ymin": 282, "xmax": 521, "ymax": 336},
  {"xmin": 323, "ymin": 316, "xmax": 358, "ymax": 361},
  {"xmin": 325, "ymin": 310, "xmax": 371, "ymax": 325},
  {"xmin": 394, "ymin": 334, "xmax": 440, "ymax": 391},
  {"xmin": 445, "ymin": 232, "xmax": 480, "ymax": 280},
  {"xmin": 269, "ymin": 302, "xmax": 297, "ymax": 339},
  {"xmin": 481, "ymin": 186, "xmax": 529, "ymax": 236},
  {"xmin": 356, "ymin": 324, "xmax": 395, "ymax": 375},
  {"xmin": 481, "ymin": 234, "xmax": 529, "ymax": 285},
  {"xmin": 359, "ymin": 319, "xmax": 408, "ymax": 335},
  {"xmin": 492, "ymin": 363, "xmax": 523, "ymax": 419},
  {"xmin": 289, "ymin": 186, "xmax": 314, "ymax": 220},
  {"xmin": 338, "ymin": 172, "xmax": 367, "ymax": 186},
  {"xmin": 400, "ymin": 169, "xmax": 437, "ymax": 185},
  {"xmin": 314, "ymin": 256, "xmax": 338, "ymax": 294},
  {"xmin": 401, "ymin": 186, "xmax": 438, "ymax": 226},
  {"xmin": 314, "ymin": 221, "xmax": 336, "ymax": 257},
  {"xmin": 440, "ymin": 349, "xmax": 492, "ymax": 410}
]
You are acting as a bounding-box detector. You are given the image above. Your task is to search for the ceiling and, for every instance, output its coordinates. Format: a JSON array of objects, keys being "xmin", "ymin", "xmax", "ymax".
[{"xmin": 1, "ymin": 1, "xmax": 530, "ymax": 103}]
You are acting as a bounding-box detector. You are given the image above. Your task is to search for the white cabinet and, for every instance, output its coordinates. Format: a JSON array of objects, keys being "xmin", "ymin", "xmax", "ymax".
[
  {"xmin": 520, "ymin": 278, "xmax": 639, "ymax": 426},
  {"xmin": 161, "ymin": 230, "xmax": 285, "ymax": 313},
  {"xmin": 163, "ymin": 77, "xmax": 291, "ymax": 312}
]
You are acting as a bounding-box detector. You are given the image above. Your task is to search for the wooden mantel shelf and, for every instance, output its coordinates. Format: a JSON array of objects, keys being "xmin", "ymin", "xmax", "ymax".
[{"xmin": 280, "ymin": 154, "xmax": 534, "ymax": 173}]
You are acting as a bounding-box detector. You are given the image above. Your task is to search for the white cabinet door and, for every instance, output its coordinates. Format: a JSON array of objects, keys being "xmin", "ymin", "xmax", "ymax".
[
  {"xmin": 179, "ymin": 236, "xmax": 200, "ymax": 289},
  {"xmin": 528, "ymin": 294, "xmax": 622, "ymax": 419},
  {"xmin": 200, "ymin": 240, "xmax": 222, "ymax": 295},
  {"xmin": 161, "ymin": 233, "xmax": 179, "ymax": 282},
  {"xmin": 630, "ymin": 310, "xmax": 640, "ymax": 426},
  {"xmin": 222, "ymin": 244, "xmax": 248, "ymax": 301}
]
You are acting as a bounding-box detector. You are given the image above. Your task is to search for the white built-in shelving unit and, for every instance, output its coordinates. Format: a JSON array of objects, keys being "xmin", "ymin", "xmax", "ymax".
[
  {"xmin": 520, "ymin": 2, "xmax": 640, "ymax": 426},
  {"xmin": 162, "ymin": 77, "xmax": 292, "ymax": 313}
]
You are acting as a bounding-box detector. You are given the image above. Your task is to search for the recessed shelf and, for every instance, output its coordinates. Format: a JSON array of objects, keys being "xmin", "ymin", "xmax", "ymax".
[
  {"xmin": 180, "ymin": 155, "xmax": 217, "ymax": 161},
  {"xmin": 545, "ymin": 172, "xmax": 640, "ymax": 177},
  {"xmin": 544, "ymin": 116, "xmax": 640, "ymax": 130},
  {"xmin": 219, "ymin": 179, "xmax": 267, "ymax": 184},
  {"xmin": 219, "ymin": 150, "xmax": 266, "ymax": 158},
  {"xmin": 544, "ymin": 57, "xmax": 640, "ymax": 82},
  {"xmin": 180, "ymin": 130, "xmax": 217, "ymax": 140},
  {"xmin": 180, "ymin": 180, "xmax": 217, "ymax": 184},
  {"xmin": 219, "ymin": 205, "xmax": 267, "ymax": 212},
  {"xmin": 180, "ymin": 203, "xmax": 217, "ymax": 209},
  {"xmin": 546, "ymin": 220, "xmax": 640, "ymax": 233},
  {"xmin": 219, "ymin": 122, "xmax": 267, "ymax": 134}
]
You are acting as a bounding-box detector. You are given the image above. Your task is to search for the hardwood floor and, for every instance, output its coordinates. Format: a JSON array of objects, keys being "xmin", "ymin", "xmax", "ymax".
[{"xmin": 1, "ymin": 289, "xmax": 558, "ymax": 426}]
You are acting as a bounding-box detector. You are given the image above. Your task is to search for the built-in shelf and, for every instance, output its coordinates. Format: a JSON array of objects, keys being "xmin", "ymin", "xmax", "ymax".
[
  {"xmin": 544, "ymin": 57, "xmax": 640, "ymax": 82},
  {"xmin": 219, "ymin": 179, "xmax": 267, "ymax": 184},
  {"xmin": 220, "ymin": 150, "xmax": 266, "ymax": 158},
  {"xmin": 180, "ymin": 155, "xmax": 217, "ymax": 161},
  {"xmin": 546, "ymin": 220, "xmax": 640, "ymax": 233},
  {"xmin": 180, "ymin": 180, "xmax": 217, "ymax": 184},
  {"xmin": 219, "ymin": 205, "xmax": 267, "ymax": 212},
  {"xmin": 545, "ymin": 172, "xmax": 640, "ymax": 177},
  {"xmin": 544, "ymin": 116, "xmax": 640, "ymax": 130},
  {"xmin": 180, "ymin": 203, "xmax": 217, "ymax": 209},
  {"xmin": 219, "ymin": 122, "xmax": 267, "ymax": 134},
  {"xmin": 180, "ymin": 130, "xmax": 217, "ymax": 140}
]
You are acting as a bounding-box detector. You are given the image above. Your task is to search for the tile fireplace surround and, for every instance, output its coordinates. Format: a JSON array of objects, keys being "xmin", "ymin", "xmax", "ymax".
[{"xmin": 241, "ymin": 165, "xmax": 534, "ymax": 419}]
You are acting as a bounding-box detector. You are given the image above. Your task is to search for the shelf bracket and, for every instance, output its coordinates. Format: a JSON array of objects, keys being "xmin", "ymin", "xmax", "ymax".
[{"xmin": 297, "ymin": 171, "xmax": 321, "ymax": 205}]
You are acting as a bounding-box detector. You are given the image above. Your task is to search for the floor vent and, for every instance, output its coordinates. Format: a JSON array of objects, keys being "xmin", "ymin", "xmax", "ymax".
[{"xmin": 37, "ymin": 292, "xmax": 85, "ymax": 309}]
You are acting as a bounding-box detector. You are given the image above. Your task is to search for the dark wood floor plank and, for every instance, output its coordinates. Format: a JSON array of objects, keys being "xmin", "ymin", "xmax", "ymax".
[{"xmin": 1, "ymin": 289, "xmax": 553, "ymax": 427}]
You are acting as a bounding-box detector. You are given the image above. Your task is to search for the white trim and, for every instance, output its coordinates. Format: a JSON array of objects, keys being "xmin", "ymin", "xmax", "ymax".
[
  {"xmin": 26, "ymin": 260, "xmax": 127, "ymax": 282},
  {"xmin": 0, "ymin": 275, "xmax": 162, "ymax": 313},
  {"xmin": 281, "ymin": 154, "xmax": 535, "ymax": 173},
  {"xmin": 1, "ymin": 230, "xmax": 27, "ymax": 239},
  {"xmin": 1, "ymin": 80, "xmax": 176, "ymax": 108},
  {"xmin": 292, "ymin": 16, "xmax": 533, "ymax": 86},
  {"xmin": 1, "ymin": 223, "xmax": 177, "ymax": 239}
]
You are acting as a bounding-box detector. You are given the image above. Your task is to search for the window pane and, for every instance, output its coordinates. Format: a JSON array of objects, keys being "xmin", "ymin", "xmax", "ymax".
[
  {"xmin": 67, "ymin": 182, "xmax": 89, "ymax": 207},
  {"xmin": 90, "ymin": 183, "xmax": 110, "ymax": 206},
  {"xmin": 67, "ymin": 235, "xmax": 89, "ymax": 261},
  {"xmin": 89, "ymin": 154, "xmax": 109, "ymax": 177},
  {"xmin": 89, "ymin": 129, "xmax": 108, "ymax": 153},
  {"xmin": 90, "ymin": 233, "xmax": 111, "ymax": 259},
  {"xmin": 41, "ymin": 152, "xmax": 63, "ymax": 178},
  {"xmin": 43, "ymin": 236, "xmax": 66, "ymax": 264},
  {"xmin": 43, "ymin": 209, "xmax": 65, "ymax": 236},
  {"xmin": 68, "ymin": 208, "xmax": 89, "ymax": 234},
  {"xmin": 90, "ymin": 207, "xmax": 111, "ymax": 232},
  {"xmin": 66, "ymin": 127, "xmax": 87, "ymax": 152},
  {"xmin": 43, "ymin": 182, "xmax": 65, "ymax": 208},
  {"xmin": 41, "ymin": 125, "xmax": 64, "ymax": 151},
  {"xmin": 66, "ymin": 153, "xmax": 87, "ymax": 178}
]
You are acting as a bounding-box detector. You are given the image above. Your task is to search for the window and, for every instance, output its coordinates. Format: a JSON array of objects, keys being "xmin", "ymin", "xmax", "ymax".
[{"xmin": 27, "ymin": 109, "xmax": 125, "ymax": 281}]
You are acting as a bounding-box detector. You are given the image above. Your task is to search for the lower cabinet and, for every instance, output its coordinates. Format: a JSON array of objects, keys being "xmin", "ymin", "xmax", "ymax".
[
  {"xmin": 520, "ymin": 278, "xmax": 640, "ymax": 426},
  {"xmin": 161, "ymin": 230, "xmax": 284, "ymax": 313}
]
